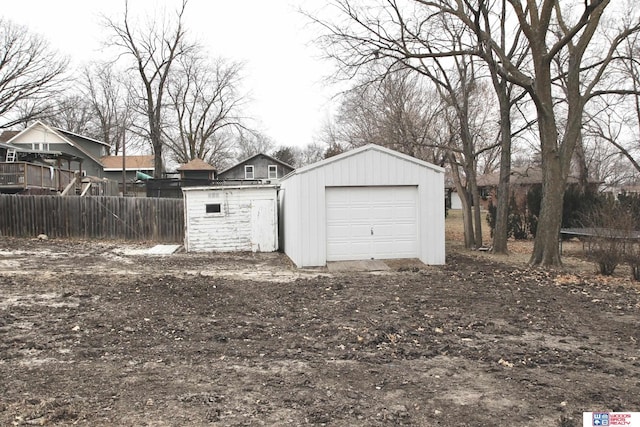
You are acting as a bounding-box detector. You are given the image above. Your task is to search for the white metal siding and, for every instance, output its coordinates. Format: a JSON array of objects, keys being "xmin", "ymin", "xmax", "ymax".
[
  {"xmin": 280, "ymin": 145, "xmax": 445, "ymax": 267},
  {"xmin": 184, "ymin": 186, "xmax": 278, "ymax": 252},
  {"xmin": 326, "ymin": 186, "xmax": 418, "ymax": 261}
]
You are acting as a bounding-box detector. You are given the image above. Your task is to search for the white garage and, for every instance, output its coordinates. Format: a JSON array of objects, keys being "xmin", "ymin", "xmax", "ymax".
[{"xmin": 279, "ymin": 144, "xmax": 445, "ymax": 267}]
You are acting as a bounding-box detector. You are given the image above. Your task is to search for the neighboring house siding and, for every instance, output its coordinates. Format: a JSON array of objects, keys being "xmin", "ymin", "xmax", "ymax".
[
  {"xmin": 280, "ymin": 145, "xmax": 445, "ymax": 267},
  {"xmin": 219, "ymin": 155, "xmax": 294, "ymax": 181},
  {"xmin": 48, "ymin": 142, "xmax": 104, "ymax": 177},
  {"xmin": 183, "ymin": 186, "xmax": 278, "ymax": 252},
  {"xmin": 75, "ymin": 140, "xmax": 106, "ymax": 162}
]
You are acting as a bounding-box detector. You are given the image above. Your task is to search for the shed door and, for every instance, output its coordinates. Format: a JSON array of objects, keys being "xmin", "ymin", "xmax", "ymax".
[
  {"xmin": 326, "ymin": 186, "xmax": 418, "ymax": 261},
  {"xmin": 251, "ymin": 199, "xmax": 277, "ymax": 252}
]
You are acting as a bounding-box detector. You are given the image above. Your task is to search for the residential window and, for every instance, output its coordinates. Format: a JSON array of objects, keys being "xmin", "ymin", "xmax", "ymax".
[
  {"xmin": 268, "ymin": 165, "xmax": 277, "ymax": 179},
  {"xmin": 32, "ymin": 142, "xmax": 50, "ymax": 151},
  {"xmin": 206, "ymin": 203, "xmax": 222, "ymax": 214},
  {"xmin": 245, "ymin": 165, "xmax": 254, "ymax": 179}
]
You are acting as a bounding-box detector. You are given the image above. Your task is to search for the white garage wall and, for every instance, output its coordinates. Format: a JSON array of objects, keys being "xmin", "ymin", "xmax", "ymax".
[
  {"xmin": 183, "ymin": 185, "xmax": 278, "ymax": 252},
  {"xmin": 281, "ymin": 144, "xmax": 445, "ymax": 267}
]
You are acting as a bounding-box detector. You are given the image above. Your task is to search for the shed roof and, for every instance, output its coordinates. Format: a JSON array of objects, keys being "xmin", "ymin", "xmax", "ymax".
[
  {"xmin": 282, "ymin": 144, "xmax": 444, "ymax": 180},
  {"xmin": 182, "ymin": 184, "xmax": 279, "ymax": 192},
  {"xmin": 178, "ymin": 158, "xmax": 216, "ymax": 171}
]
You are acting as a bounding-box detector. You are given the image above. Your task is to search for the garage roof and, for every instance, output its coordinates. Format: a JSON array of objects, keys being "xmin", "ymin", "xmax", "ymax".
[{"xmin": 282, "ymin": 144, "xmax": 444, "ymax": 180}]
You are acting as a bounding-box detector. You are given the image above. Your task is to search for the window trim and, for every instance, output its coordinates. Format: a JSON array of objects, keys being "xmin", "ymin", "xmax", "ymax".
[
  {"xmin": 244, "ymin": 165, "xmax": 254, "ymax": 179},
  {"xmin": 32, "ymin": 142, "xmax": 50, "ymax": 151},
  {"xmin": 268, "ymin": 165, "xmax": 277, "ymax": 179}
]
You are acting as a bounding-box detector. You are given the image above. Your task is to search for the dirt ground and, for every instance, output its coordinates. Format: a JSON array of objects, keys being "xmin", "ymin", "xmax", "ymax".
[{"xmin": 1, "ymin": 218, "xmax": 639, "ymax": 426}]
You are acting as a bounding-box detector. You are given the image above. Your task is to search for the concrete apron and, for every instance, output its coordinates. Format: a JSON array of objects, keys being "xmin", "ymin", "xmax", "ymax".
[{"xmin": 326, "ymin": 259, "xmax": 391, "ymax": 272}]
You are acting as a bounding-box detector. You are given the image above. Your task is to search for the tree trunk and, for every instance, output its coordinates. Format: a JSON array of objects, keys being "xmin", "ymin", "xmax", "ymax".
[
  {"xmin": 492, "ymin": 86, "xmax": 512, "ymax": 254},
  {"xmin": 573, "ymin": 130, "xmax": 589, "ymax": 193},
  {"xmin": 449, "ymin": 155, "xmax": 476, "ymax": 249},
  {"xmin": 461, "ymin": 189, "xmax": 475, "ymax": 249},
  {"xmin": 529, "ymin": 93, "xmax": 565, "ymax": 265},
  {"xmin": 467, "ymin": 169, "xmax": 483, "ymax": 248},
  {"xmin": 150, "ymin": 126, "xmax": 165, "ymax": 178},
  {"xmin": 529, "ymin": 157, "xmax": 565, "ymax": 265}
]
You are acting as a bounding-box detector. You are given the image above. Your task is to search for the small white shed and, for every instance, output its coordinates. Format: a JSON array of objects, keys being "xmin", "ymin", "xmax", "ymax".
[
  {"xmin": 182, "ymin": 185, "xmax": 278, "ymax": 253},
  {"xmin": 279, "ymin": 144, "xmax": 445, "ymax": 267}
]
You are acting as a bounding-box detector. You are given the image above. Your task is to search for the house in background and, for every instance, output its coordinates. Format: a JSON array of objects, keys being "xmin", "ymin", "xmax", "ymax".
[
  {"xmin": 5, "ymin": 121, "xmax": 109, "ymax": 177},
  {"xmin": 217, "ymin": 153, "xmax": 294, "ymax": 183},
  {"xmin": 101, "ymin": 155, "xmax": 155, "ymax": 196},
  {"xmin": 445, "ymin": 174, "xmax": 463, "ymax": 210},
  {"xmin": 101, "ymin": 155, "xmax": 155, "ymax": 182},
  {"xmin": 0, "ymin": 121, "xmax": 118, "ymax": 195},
  {"xmin": 476, "ymin": 166, "xmax": 601, "ymax": 210},
  {"xmin": 146, "ymin": 158, "xmax": 218, "ymax": 198}
]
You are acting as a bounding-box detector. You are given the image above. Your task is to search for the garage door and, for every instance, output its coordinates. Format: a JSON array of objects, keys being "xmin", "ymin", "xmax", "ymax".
[{"xmin": 326, "ymin": 186, "xmax": 418, "ymax": 261}]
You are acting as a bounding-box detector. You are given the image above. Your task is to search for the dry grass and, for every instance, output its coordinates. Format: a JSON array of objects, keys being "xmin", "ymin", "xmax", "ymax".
[{"xmin": 445, "ymin": 209, "xmax": 605, "ymax": 276}]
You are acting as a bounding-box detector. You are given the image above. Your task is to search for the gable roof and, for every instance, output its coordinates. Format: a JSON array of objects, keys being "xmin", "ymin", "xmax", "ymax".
[
  {"xmin": 56, "ymin": 128, "xmax": 111, "ymax": 148},
  {"xmin": 177, "ymin": 158, "xmax": 216, "ymax": 171},
  {"xmin": 101, "ymin": 155, "xmax": 155, "ymax": 171},
  {"xmin": 5, "ymin": 121, "xmax": 106, "ymax": 166},
  {"xmin": 282, "ymin": 144, "xmax": 444, "ymax": 180},
  {"xmin": 218, "ymin": 152, "xmax": 294, "ymax": 175}
]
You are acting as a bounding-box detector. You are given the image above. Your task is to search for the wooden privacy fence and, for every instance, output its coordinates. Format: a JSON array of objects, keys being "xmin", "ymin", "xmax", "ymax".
[{"xmin": 0, "ymin": 195, "xmax": 184, "ymax": 242}]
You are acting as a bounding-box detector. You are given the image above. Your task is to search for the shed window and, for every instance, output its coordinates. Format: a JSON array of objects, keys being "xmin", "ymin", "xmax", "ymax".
[
  {"xmin": 206, "ymin": 203, "xmax": 221, "ymax": 214},
  {"xmin": 245, "ymin": 165, "xmax": 254, "ymax": 179},
  {"xmin": 268, "ymin": 165, "xmax": 277, "ymax": 179}
]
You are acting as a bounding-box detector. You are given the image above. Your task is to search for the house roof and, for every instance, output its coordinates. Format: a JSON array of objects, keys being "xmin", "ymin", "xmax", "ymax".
[
  {"xmin": 282, "ymin": 144, "xmax": 444, "ymax": 180},
  {"xmin": 177, "ymin": 158, "xmax": 216, "ymax": 171},
  {"xmin": 218, "ymin": 152, "xmax": 294, "ymax": 175},
  {"xmin": 476, "ymin": 166, "xmax": 600, "ymax": 187},
  {"xmin": 56, "ymin": 128, "xmax": 111, "ymax": 148},
  {"xmin": 100, "ymin": 155, "xmax": 155, "ymax": 171}
]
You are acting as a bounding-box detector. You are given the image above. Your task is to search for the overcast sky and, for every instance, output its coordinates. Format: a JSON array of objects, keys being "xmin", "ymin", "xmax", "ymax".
[{"xmin": 2, "ymin": 0, "xmax": 341, "ymax": 149}]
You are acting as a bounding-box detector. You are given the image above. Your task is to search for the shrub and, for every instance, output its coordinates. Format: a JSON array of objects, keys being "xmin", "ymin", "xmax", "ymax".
[
  {"xmin": 486, "ymin": 194, "xmax": 529, "ymax": 240},
  {"xmin": 581, "ymin": 202, "xmax": 635, "ymax": 276}
]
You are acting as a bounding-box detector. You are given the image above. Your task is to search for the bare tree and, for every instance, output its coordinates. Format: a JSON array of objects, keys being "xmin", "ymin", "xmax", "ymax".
[
  {"xmin": 82, "ymin": 62, "xmax": 136, "ymax": 155},
  {"xmin": 0, "ymin": 18, "xmax": 68, "ymax": 129},
  {"xmin": 104, "ymin": 0, "xmax": 192, "ymax": 177},
  {"xmin": 334, "ymin": 67, "xmax": 445, "ymax": 164},
  {"xmin": 271, "ymin": 146, "xmax": 299, "ymax": 167},
  {"xmin": 164, "ymin": 53, "xmax": 245, "ymax": 167},
  {"xmin": 41, "ymin": 94, "xmax": 93, "ymax": 134},
  {"xmin": 299, "ymin": 142, "xmax": 327, "ymax": 166},
  {"xmin": 234, "ymin": 129, "xmax": 275, "ymax": 161}
]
